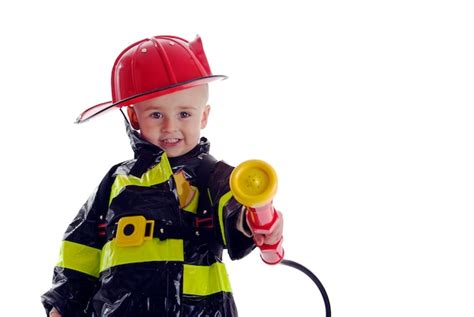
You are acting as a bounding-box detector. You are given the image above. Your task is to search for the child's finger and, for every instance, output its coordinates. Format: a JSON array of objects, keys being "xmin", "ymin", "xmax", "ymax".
[
  {"xmin": 254, "ymin": 234, "xmax": 265, "ymax": 247},
  {"xmin": 262, "ymin": 211, "xmax": 284, "ymax": 245}
]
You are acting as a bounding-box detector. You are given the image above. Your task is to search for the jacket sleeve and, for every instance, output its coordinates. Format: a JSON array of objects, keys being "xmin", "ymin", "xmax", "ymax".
[
  {"xmin": 41, "ymin": 165, "xmax": 118, "ymax": 316},
  {"xmin": 209, "ymin": 161, "xmax": 256, "ymax": 260}
]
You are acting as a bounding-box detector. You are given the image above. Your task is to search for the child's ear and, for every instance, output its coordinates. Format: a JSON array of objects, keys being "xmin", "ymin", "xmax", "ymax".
[
  {"xmin": 200, "ymin": 105, "xmax": 211, "ymax": 129},
  {"xmin": 127, "ymin": 106, "xmax": 140, "ymax": 130}
]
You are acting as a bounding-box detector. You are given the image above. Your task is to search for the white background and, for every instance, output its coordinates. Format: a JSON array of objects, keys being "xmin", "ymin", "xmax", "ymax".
[{"xmin": 1, "ymin": 0, "xmax": 473, "ymax": 316}]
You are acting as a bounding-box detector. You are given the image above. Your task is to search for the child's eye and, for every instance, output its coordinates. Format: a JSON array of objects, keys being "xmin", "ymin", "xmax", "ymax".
[
  {"xmin": 151, "ymin": 112, "xmax": 163, "ymax": 119},
  {"xmin": 179, "ymin": 112, "xmax": 191, "ymax": 118}
]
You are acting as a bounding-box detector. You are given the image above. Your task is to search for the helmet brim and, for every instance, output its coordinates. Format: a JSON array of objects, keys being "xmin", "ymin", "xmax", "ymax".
[{"xmin": 75, "ymin": 75, "xmax": 227, "ymax": 124}]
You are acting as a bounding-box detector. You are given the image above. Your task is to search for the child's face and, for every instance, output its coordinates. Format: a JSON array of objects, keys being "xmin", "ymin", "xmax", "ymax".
[{"xmin": 129, "ymin": 85, "xmax": 210, "ymax": 157}]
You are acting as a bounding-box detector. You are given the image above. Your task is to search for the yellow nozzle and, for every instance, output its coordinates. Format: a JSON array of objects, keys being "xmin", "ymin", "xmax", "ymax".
[{"xmin": 229, "ymin": 159, "xmax": 278, "ymax": 207}]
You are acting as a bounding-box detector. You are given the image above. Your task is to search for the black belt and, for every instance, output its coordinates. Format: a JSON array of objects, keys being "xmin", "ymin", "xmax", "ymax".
[{"xmin": 112, "ymin": 215, "xmax": 215, "ymax": 247}]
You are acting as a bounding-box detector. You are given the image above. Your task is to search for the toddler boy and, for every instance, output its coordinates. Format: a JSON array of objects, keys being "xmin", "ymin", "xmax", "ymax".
[{"xmin": 42, "ymin": 35, "xmax": 283, "ymax": 317}]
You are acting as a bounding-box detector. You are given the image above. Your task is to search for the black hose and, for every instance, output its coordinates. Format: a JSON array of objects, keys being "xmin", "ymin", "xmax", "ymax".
[{"xmin": 280, "ymin": 259, "xmax": 331, "ymax": 317}]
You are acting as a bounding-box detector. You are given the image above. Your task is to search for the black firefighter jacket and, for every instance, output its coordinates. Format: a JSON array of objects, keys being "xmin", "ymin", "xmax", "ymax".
[{"xmin": 42, "ymin": 127, "xmax": 256, "ymax": 316}]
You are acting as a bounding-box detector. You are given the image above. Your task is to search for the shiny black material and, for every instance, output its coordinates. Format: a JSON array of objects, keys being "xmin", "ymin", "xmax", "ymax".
[{"xmin": 42, "ymin": 123, "xmax": 256, "ymax": 316}]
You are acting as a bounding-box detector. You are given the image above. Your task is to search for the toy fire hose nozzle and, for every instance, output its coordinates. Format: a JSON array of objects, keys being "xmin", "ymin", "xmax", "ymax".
[
  {"xmin": 230, "ymin": 159, "xmax": 284, "ymax": 265},
  {"xmin": 230, "ymin": 160, "xmax": 332, "ymax": 316}
]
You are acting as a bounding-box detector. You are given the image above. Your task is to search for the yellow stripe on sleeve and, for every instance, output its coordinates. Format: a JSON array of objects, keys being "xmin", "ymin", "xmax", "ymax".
[
  {"xmin": 217, "ymin": 191, "xmax": 233, "ymax": 246},
  {"xmin": 56, "ymin": 240, "xmax": 101, "ymax": 278}
]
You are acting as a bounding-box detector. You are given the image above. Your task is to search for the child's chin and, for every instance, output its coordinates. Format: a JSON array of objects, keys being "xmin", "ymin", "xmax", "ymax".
[{"xmin": 164, "ymin": 148, "xmax": 187, "ymax": 158}]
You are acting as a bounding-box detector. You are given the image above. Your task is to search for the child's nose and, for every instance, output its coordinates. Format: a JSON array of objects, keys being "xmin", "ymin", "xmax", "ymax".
[{"xmin": 161, "ymin": 117, "xmax": 177, "ymax": 132}]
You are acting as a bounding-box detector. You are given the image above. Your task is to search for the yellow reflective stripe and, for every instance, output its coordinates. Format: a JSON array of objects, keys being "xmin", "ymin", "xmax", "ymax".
[
  {"xmin": 109, "ymin": 154, "xmax": 173, "ymax": 205},
  {"xmin": 218, "ymin": 191, "xmax": 233, "ymax": 246},
  {"xmin": 183, "ymin": 262, "xmax": 232, "ymax": 296},
  {"xmin": 100, "ymin": 238, "xmax": 184, "ymax": 272},
  {"xmin": 56, "ymin": 240, "xmax": 101, "ymax": 278}
]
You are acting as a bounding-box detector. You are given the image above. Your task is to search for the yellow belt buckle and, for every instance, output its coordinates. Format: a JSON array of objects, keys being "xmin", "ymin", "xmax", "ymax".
[{"xmin": 116, "ymin": 215, "xmax": 155, "ymax": 247}]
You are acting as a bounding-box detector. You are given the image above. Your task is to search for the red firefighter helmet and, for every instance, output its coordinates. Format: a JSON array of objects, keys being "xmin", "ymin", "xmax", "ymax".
[{"xmin": 76, "ymin": 35, "xmax": 227, "ymax": 123}]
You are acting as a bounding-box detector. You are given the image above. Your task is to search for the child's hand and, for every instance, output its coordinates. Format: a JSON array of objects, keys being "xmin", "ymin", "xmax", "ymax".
[
  {"xmin": 251, "ymin": 210, "xmax": 284, "ymax": 247},
  {"xmin": 49, "ymin": 307, "xmax": 61, "ymax": 317}
]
